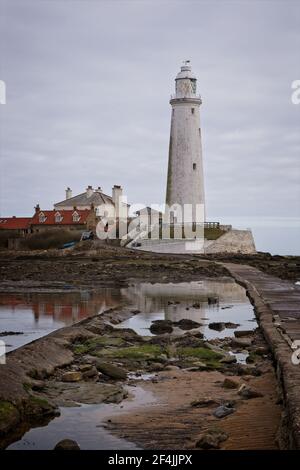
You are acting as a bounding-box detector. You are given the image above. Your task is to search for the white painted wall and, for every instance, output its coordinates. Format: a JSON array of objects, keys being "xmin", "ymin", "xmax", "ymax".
[{"xmin": 166, "ymin": 65, "xmax": 205, "ymax": 220}]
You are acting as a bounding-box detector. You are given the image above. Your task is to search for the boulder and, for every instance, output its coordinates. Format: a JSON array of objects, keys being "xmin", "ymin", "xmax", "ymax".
[
  {"xmin": 191, "ymin": 397, "xmax": 218, "ymax": 408},
  {"xmin": 164, "ymin": 365, "xmax": 180, "ymax": 371},
  {"xmin": 150, "ymin": 320, "xmax": 173, "ymax": 335},
  {"xmin": 254, "ymin": 346, "xmax": 269, "ymax": 356},
  {"xmin": 173, "ymin": 319, "xmax": 201, "ymax": 330},
  {"xmin": 54, "ymin": 439, "xmax": 80, "ymax": 450},
  {"xmin": 62, "ymin": 371, "xmax": 83, "ymax": 382},
  {"xmin": 94, "ymin": 361, "xmax": 127, "ymax": 380},
  {"xmin": 78, "ymin": 364, "xmax": 94, "ymax": 372},
  {"xmin": 82, "ymin": 366, "xmax": 98, "ymax": 380},
  {"xmin": 209, "ymin": 322, "xmax": 225, "ymax": 331},
  {"xmin": 222, "ymin": 377, "xmax": 239, "ymax": 389},
  {"xmin": 147, "ymin": 362, "xmax": 165, "ymax": 371},
  {"xmin": 213, "ymin": 404, "xmax": 235, "ymax": 419},
  {"xmin": 196, "ymin": 429, "xmax": 228, "ymax": 449},
  {"xmin": 234, "ymin": 330, "xmax": 254, "ymax": 338},
  {"xmin": 238, "ymin": 384, "xmax": 263, "ymax": 399},
  {"xmin": 231, "ymin": 337, "xmax": 253, "ymax": 348},
  {"xmin": 224, "ymin": 322, "xmax": 240, "ymax": 329},
  {"xmin": 220, "ymin": 355, "xmax": 237, "ymax": 364}
]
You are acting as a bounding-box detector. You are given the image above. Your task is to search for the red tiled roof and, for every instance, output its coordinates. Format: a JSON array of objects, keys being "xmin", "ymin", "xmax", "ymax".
[
  {"xmin": 0, "ymin": 217, "xmax": 31, "ymax": 230},
  {"xmin": 31, "ymin": 209, "xmax": 91, "ymax": 226}
]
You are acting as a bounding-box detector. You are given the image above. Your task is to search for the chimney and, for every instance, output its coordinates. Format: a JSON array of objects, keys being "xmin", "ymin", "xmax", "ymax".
[
  {"xmin": 86, "ymin": 185, "xmax": 93, "ymax": 198},
  {"xmin": 35, "ymin": 204, "xmax": 40, "ymax": 213},
  {"xmin": 66, "ymin": 187, "xmax": 72, "ymax": 200},
  {"xmin": 96, "ymin": 186, "xmax": 102, "ymax": 192},
  {"xmin": 112, "ymin": 185, "xmax": 122, "ymax": 204}
]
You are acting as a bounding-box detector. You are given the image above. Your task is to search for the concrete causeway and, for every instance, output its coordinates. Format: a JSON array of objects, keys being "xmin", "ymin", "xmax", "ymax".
[{"xmin": 223, "ymin": 263, "xmax": 300, "ymax": 449}]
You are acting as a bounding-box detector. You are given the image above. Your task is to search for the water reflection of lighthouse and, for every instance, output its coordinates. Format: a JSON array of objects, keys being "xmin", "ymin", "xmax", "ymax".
[{"xmin": 121, "ymin": 279, "xmax": 247, "ymax": 326}]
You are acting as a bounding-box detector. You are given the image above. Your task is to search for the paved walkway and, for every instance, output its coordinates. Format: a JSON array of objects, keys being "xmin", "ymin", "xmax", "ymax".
[{"xmin": 223, "ymin": 263, "xmax": 300, "ymax": 449}]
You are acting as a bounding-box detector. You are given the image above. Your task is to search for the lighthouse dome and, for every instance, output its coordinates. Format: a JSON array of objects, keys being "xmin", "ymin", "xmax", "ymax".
[{"xmin": 176, "ymin": 63, "xmax": 196, "ymax": 80}]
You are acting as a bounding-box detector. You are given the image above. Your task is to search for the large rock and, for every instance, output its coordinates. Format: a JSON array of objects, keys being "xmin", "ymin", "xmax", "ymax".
[
  {"xmin": 82, "ymin": 366, "xmax": 98, "ymax": 380},
  {"xmin": 234, "ymin": 330, "xmax": 254, "ymax": 338},
  {"xmin": 191, "ymin": 397, "xmax": 218, "ymax": 408},
  {"xmin": 254, "ymin": 346, "xmax": 269, "ymax": 356},
  {"xmin": 220, "ymin": 355, "xmax": 237, "ymax": 364},
  {"xmin": 231, "ymin": 337, "xmax": 253, "ymax": 348},
  {"xmin": 238, "ymin": 384, "xmax": 263, "ymax": 399},
  {"xmin": 173, "ymin": 319, "xmax": 201, "ymax": 330},
  {"xmin": 94, "ymin": 361, "xmax": 127, "ymax": 380},
  {"xmin": 222, "ymin": 377, "xmax": 239, "ymax": 389},
  {"xmin": 196, "ymin": 428, "xmax": 228, "ymax": 449},
  {"xmin": 213, "ymin": 404, "xmax": 235, "ymax": 419},
  {"xmin": 62, "ymin": 371, "xmax": 83, "ymax": 382},
  {"xmin": 54, "ymin": 439, "xmax": 80, "ymax": 450},
  {"xmin": 209, "ymin": 322, "xmax": 225, "ymax": 332},
  {"xmin": 225, "ymin": 322, "xmax": 240, "ymax": 329},
  {"xmin": 150, "ymin": 320, "xmax": 173, "ymax": 335}
]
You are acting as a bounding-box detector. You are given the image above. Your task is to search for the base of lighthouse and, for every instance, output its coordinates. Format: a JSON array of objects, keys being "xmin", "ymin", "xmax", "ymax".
[{"xmin": 127, "ymin": 227, "xmax": 256, "ymax": 255}]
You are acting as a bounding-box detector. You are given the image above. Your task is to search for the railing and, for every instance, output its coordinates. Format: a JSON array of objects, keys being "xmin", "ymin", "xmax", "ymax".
[
  {"xmin": 204, "ymin": 222, "xmax": 220, "ymax": 229},
  {"xmin": 170, "ymin": 94, "xmax": 202, "ymax": 100}
]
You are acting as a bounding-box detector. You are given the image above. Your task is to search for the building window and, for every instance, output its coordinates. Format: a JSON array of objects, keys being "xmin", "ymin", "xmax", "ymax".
[
  {"xmin": 73, "ymin": 211, "xmax": 80, "ymax": 222},
  {"xmin": 55, "ymin": 212, "xmax": 62, "ymax": 223},
  {"xmin": 191, "ymin": 108, "xmax": 195, "ymax": 114},
  {"xmin": 39, "ymin": 213, "xmax": 46, "ymax": 223},
  {"xmin": 193, "ymin": 163, "xmax": 196, "ymax": 170}
]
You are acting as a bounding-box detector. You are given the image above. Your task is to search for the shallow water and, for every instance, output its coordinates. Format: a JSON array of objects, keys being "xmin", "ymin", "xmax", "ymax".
[
  {"xmin": 8, "ymin": 386, "xmax": 156, "ymax": 450},
  {"xmin": 4, "ymin": 277, "xmax": 257, "ymax": 450},
  {"xmin": 118, "ymin": 279, "xmax": 257, "ymax": 340},
  {"xmin": 0, "ymin": 289, "xmax": 121, "ymax": 351},
  {"xmin": 0, "ymin": 278, "xmax": 257, "ymax": 351}
]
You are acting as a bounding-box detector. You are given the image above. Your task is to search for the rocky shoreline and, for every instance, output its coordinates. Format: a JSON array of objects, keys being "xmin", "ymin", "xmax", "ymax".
[
  {"xmin": 0, "ymin": 246, "xmax": 299, "ymax": 449},
  {"xmin": 0, "ymin": 287, "xmax": 281, "ymax": 449}
]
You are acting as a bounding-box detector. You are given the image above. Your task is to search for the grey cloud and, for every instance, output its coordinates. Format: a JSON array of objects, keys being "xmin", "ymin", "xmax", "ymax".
[{"xmin": 0, "ymin": 0, "xmax": 299, "ymax": 225}]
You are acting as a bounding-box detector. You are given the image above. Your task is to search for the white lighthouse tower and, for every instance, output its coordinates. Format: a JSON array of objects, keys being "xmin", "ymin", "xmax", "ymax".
[{"xmin": 166, "ymin": 62, "xmax": 205, "ymax": 222}]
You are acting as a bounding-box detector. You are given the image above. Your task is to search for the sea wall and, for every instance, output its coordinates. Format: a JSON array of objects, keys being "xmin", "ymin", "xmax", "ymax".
[{"xmin": 131, "ymin": 229, "xmax": 256, "ymax": 255}]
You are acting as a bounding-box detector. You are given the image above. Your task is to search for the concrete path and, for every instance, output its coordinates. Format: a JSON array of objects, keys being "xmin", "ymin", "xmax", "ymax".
[{"xmin": 223, "ymin": 263, "xmax": 300, "ymax": 449}]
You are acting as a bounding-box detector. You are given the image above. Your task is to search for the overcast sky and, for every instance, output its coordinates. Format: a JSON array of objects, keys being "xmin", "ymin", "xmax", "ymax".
[{"xmin": 0, "ymin": 0, "xmax": 299, "ymax": 227}]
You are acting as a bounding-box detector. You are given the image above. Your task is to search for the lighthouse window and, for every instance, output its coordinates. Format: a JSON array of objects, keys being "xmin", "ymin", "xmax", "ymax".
[
  {"xmin": 193, "ymin": 163, "xmax": 196, "ymax": 170},
  {"xmin": 191, "ymin": 108, "xmax": 195, "ymax": 114}
]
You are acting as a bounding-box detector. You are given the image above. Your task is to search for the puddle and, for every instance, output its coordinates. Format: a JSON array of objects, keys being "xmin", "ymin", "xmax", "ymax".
[
  {"xmin": 0, "ymin": 290, "xmax": 122, "ymax": 351},
  {"xmin": 8, "ymin": 385, "xmax": 156, "ymax": 450},
  {"xmin": 228, "ymin": 351, "xmax": 248, "ymax": 364},
  {"xmin": 128, "ymin": 372, "xmax": 156, "ymax": 381},
  {"xmin": 118, "ymin": 279, "xmax": 257, "ymax": 341},
  {"xmin": 3, "ymin": 277, "xmax": 258, "ymax": 450},
  {"xmin": 0, "ymin": 278, "xmax": 257, "ymax": 351}
]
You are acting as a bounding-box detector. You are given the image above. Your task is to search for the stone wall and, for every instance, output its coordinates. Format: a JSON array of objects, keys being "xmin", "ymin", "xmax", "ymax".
[
  {"xmin": 205, "ymin": 229, "xmax": 256, "ymax": 254},
  {"xmin": 131, "ymin": 229, "xmax": 256, "ymax": 255}
]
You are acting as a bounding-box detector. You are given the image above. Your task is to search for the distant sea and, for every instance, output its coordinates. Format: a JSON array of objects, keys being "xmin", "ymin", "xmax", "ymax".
[{"xmin": 213, "ymin": 217, "xmax": 300, "ymax": 256}]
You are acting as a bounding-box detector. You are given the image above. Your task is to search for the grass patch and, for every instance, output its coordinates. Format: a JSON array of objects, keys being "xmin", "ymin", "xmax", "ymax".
[
  {"xmin": 27, "ymin": 396, "xmax": 50, "ymax": 407},
  {"xmin": 0, "ymin": 401, "xmax": 18, "ymax": 422},
  {"xmin": 177, "ymin": 346, "xmax": 223, "ymax": 368},
  {"xmin": 73, "ymin": 336, "xmax": 125, "ymax": 355},
  {"xmin": 96, "ymin": 344, "xmax": 162, "ymax": 360},
  {"xmin": 25, "ymin": 229, "xmax": 82, "ymax": 250}
]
